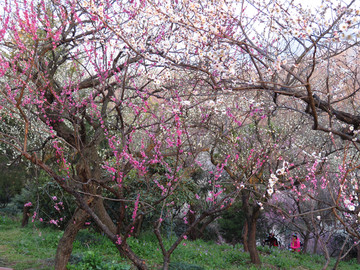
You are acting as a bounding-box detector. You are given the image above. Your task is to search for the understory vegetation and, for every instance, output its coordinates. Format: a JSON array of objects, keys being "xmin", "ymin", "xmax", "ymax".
[{"xmin": 0, "ymin": 214, "xmax": 358, "ymax": 270}]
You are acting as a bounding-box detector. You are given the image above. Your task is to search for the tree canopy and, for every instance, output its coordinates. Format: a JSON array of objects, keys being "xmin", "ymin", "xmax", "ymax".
[{"xmin": 0, "ymin": 0, "xmax": 360, "ymax": 269}]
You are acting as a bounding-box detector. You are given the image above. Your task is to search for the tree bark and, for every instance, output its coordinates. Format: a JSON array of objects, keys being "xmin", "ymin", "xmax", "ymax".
[
  {"xmin": 116, "ymin": 241, "xmax": 148, "ymax": 270},
  {"xmin": 93, "ymin": 197, "xmax": 117, "ymax": 234},
  {"xmin": 241, "ymin": 190, "xmax": 261, "ymax": 264},
  {"xmin": 135, "ymin": 214, "xmax": 144, "ymax": 238},
  {"xmin": 332, "ymin": 235, "xmax": 349, "ymax": 270},
  {"xmin": 187, "ymin": 204, "xmax": 198, "ymax": 240},
  {"xmin": 321, "ymin": 240, "xmax": 330, "ymax": 270},
  {"xmin": 313, "ymin": 236, "xmax": 319, "ymax": 254},
  {"xmin": 243, "ymin": 221, "xmax": 249, "ymax": 252},
  {"xmin": 302, "ymin": 230, "xmax": 310, "ymax": 253},
  {"xmin": 247, "ymin": 217, "xmax": 261, "ymax": 265},
  {"xmin": 21, "ymin": 206, "xmax": 31, "ymax": 227},
  {"xmin": 162, "ymin": 256, "xmax": 170, "ymax": 270},
  {"xmin": 54, "ymin": 208, "xmax": 89, "ymax": 270}
]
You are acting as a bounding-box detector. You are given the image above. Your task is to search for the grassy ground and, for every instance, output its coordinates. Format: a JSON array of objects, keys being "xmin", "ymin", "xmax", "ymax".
[{"xmin": 0, "ymin": 214, "xmax": 359, "ymax": 270}]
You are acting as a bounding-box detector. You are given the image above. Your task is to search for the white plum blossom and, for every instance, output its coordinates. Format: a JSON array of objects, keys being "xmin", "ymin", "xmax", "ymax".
[
  {"xmin": 268, "ymin": 174, "xmax": 279, "ymax": 187},
  {"xmin": 258, "ymin": 202, "xmax": 264, "ymax": 210},
  {"xmin": 204, "ymin": 100, "xmax": 216, "ymax": 107},
  {"xmin": 181, "ymin": 100, "xmax": 191, "ymax": 106},
  {"xmin": 306, "ymin": 26, "xmax": 313, "ymax": 35},
  {"xmin": 276, "ymin": 167, "xmax": 285, "ymax": 175},
  {"xmin": 339, "ymin": 23, "xmax": 348, "ymax": 32}
]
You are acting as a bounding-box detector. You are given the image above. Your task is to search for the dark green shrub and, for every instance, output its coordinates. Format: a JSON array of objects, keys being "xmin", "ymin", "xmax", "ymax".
[
  {"xmin": 5, "ymin": 176, "xmax": 76, "ymax": 229},
  {"xmin": 75, "ymin": 230, "xmax": 105, "ymax": 246},
  {"xmin": 0, "ymin": 151, "xmax": 27, "ymax": 208},
  {"xmin": 218, "ymin": 202, "xmax": 245, "ymax": 243}
]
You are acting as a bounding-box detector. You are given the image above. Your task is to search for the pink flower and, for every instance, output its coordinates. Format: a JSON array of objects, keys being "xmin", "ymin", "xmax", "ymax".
[
  {"xmin": 32, "ymin": 212, "xmax": 37, "ymax": 222},
  {"xmin": 49, "ymin": 219, "xmax": 58, "ymax": 226},
  {"xmin": 24, "ymin": 202, "xmax": 32, "ymax": 207},
  {"xmin": 116, "ymin": 236, "xmax": 122, "ymax": 245}
]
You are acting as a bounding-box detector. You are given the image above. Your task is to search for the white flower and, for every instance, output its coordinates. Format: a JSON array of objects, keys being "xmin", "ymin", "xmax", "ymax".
[
  {"xmin": 258, "ymin": 202, "xmax": 264, "ymax": 210},
  {"xmin": 229, "ymin": 67, "xmax": 236, "ymax": 75},
  {"xmin": 344, "ymin": 199, "xmax": 351, "ymax": 205},
  {"xmin": 204, "ymin": 100, "xmax": 215, "ymax": 107},
  {"xmin": 267, "ymin": 188, "xmax": 274, "ymax": 196},
  {"xmin": 339, "ymin": 23, "xmax": 348, "ymax": 32},
  {"xmin": 341, "ymin": 31, "xmax": 354, "ymax": 41},
  {"xmin": 306, "ymin": 27, "xmax": 313, "ymax": 35},
  {"xmin": 348, "ymin": 205, "xmax": 355, "ymax": 211},
  {"xmin": 276, "ymin": 168, "xmax": 285, "ymax": 175},
  {"xmin": 268, "ymin": 173, "xmax": 279, "ymax": 187},
  {"xmin": 356, "ymin": 29, "xmax": 360, "ymax": 38},
  {"xmin": 181, "ymin": 100, "xmax": 191, "ymax": 106},
  {"xmin": 316, "ymin": 216, "xmax": 321, "ymax": 220}
]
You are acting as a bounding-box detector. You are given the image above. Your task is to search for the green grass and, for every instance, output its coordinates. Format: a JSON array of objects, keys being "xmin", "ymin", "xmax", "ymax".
[
  {"xmin": 0, "ymin": 214, "xmax": 359, "ymax": 270},
  {"xmin": 0, "ymin": 215, "xmax": 60, "ymax": 269}
]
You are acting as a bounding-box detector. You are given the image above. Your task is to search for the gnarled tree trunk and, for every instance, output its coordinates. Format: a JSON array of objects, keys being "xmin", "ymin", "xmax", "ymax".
[{"xmin": 55, "ymin": 208, "xmax": 89, "ymax": 270}]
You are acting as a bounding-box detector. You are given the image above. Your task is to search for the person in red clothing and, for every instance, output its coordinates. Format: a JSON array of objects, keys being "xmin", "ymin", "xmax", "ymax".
[
  {"xmin": 290, "ymin": 233, "xmax": 301, "ymax": 252},
  {"xmin": 263, "ymin": 233, "xmax": 279, "ymax": 247}
]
